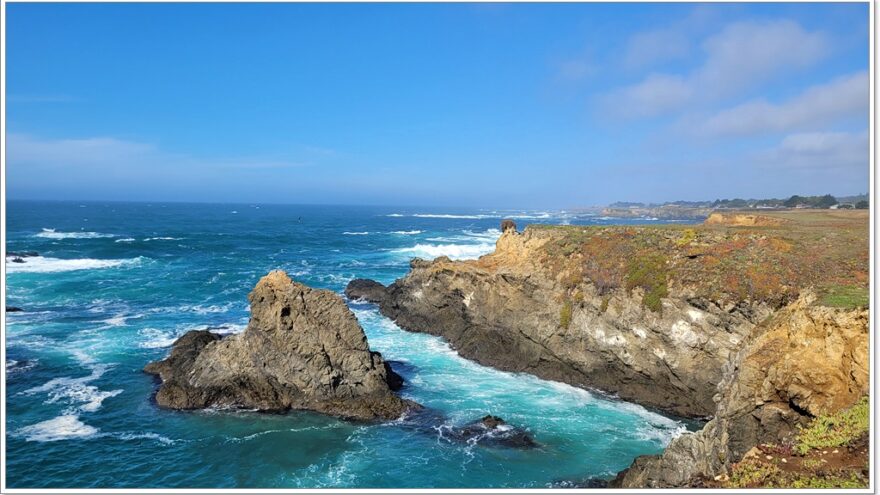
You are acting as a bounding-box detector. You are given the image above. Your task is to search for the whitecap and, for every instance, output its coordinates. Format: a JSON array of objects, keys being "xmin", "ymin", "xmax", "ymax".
[
  {"xmin": 138, "ymin": 328, "xmax": 178, "ymax": 349},
  {"xmin": 6, "ymin": 256, "xmax": 144, "ymax": 274},
  {"xmin": 114, "ymin": 238, "xmax": 136, "ymax": 243},
  {"xmin": 34, "ymin": 229, "xmax": 115, "ymax": 239},
  {"xmin": 391, "ymin": 230, "xmax": 423, "ymax": 235},
  {"xmin": 144, "ymin": 236, "xmax": 183, "ymax": 241},
  {"xmin": 113, "ymin": 432, "xmax": 177, "ymax": 445},
  {"xmin": 177, "ymin": 303, "xmax": 233, "ymax": 314},
  {"xmin": 412, "ymin": 213, "xmax": 494, "ymax": 219},
  {"xmin": 17, "ymin": 415, "xmax": 99, "ymax": 442},
  {"xmin": 391, "ymin": 243, "xmax": 495, "ymax": 261},
  {"xmin": 342, "ymin": 231, "xmax": 370, "ymax": 235}
]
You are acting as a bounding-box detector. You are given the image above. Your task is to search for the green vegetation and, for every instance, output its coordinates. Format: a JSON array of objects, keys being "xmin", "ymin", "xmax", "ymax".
[
  {"xmin": 727, "ymin": 461, "xmax": 782, "ymax": 488},
  {"xmin": 625, "ymin": 253, "xmax": 668, "ymax": 312},
  {"xmin": 796, "ymin": 396, "xmax": 869, "ymax": 455},
  {"xmin": 788, "ymin": 473, "xmax": 865, "ymax": 489},
  {"xmin": 559, "ymin": 300, "xmax": 572, "ymax": 329},
  {"xmin": 818, "ymin": 285, "xmax": 869, "ymax": 309},
  {"xmin": 675, "ymin": 228, "xmax": 696, "ymax": 247}
]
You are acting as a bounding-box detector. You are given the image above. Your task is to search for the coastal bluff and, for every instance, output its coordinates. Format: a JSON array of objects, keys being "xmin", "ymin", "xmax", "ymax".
[
  {"xmin": 145, "ymin": 270, "xmax": 417, "ymax": 421},
  {"xmin": 346, "ymin": 210, "xmax": 869, "ymax": 487}
]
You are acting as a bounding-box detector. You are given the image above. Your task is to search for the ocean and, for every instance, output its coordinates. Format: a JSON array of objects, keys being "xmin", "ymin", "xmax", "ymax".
[{"xmin": 5, "ymin": 200, "xmax": 698, "ymax": 488}]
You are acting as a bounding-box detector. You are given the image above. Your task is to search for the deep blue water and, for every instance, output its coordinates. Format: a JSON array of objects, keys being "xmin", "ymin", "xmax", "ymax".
[{"xmin": 5, "ymin": 201, "xmax": 697, "ymax": 488}]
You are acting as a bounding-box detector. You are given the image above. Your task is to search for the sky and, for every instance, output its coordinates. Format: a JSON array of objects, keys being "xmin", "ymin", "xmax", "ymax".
[{"xmin": 6, "ymin": 2, "xmax": 870, "ymax": 208}]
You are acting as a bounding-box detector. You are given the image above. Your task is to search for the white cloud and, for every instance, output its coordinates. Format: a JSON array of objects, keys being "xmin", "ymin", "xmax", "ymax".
[
  {"xmin": 697, "ymin": 71, "xmax": 867, "ymax": 136},
  {"xmin": 7, "ymin": 133, "xmax": 310, "ymax": 170},
  {"xmin": 695, "ymin": 20, "xmax": 828, "ymax": 97},
  {"xmin": 602, "ymin": 19, "xmax": 829, "ymax": 119},
  {"xmin": 757, "ymin": 130, "xmax": 868, "ymax": 169},
  {"xmin": 623, "ymin": 28, "xmax": 691, "ymax": 70},
  {"xmin": 9, "ymin": 134, "xmax": 156, "ymax": 166},
  {"xmin": 602, "ymin": 73, "xmax": 694, "ymax": 118}
]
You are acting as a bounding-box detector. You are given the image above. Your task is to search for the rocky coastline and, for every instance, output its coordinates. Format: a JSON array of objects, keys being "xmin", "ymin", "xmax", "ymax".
[{"xmin": 346, "ymin": 211, "xmax": 870, "ymax": 487}]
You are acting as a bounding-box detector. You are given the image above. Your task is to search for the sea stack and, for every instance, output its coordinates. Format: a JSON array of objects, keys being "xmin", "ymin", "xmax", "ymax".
[{"xmin": 145, "ymin": 270, "xmax": 417, "ymax": 420}]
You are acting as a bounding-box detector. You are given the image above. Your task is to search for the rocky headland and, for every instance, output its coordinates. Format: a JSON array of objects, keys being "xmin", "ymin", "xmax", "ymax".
[
  {"xmin": 346, "ymin": 210, "xmax": 870, "ymax": 487},
  {"xmin": 145, "ymin": 270, "xmax": 417, "ymax": 421}
]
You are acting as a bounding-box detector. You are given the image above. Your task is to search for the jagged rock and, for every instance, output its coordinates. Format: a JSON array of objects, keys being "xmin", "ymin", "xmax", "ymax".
[
  {"xmin": 144, "ymin": 270, "xmax": 418, "ymax": 420},
  {"xmin": 369, "ymin": 228, "xmax": 766, "ymax": 418},
  {"xmin": 613, "ymin": 293, "xmax": 869, "ymax": 487},
  {"xmin": 345, "ymin": 278, "xmax": 388, "ymax": 303},
  {"xmin": 501, "ymin": 219, "xmax": 517, "ymax": 233}
]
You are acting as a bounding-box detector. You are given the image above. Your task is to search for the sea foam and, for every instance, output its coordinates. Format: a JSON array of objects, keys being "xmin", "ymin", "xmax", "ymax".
[
  {"xmin": 5, "ymin": 256, "xmax": 143, "ymax": 274},
  {"xmin": 35, "ymin": 229, "xmax": 115, "ymax": 240},
  {"xmin": 17, "ymin": 415, "xmax": 99, "ymax": 442}
]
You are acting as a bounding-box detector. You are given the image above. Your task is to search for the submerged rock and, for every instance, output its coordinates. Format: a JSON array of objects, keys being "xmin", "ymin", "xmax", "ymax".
[
  {"xmin": 453, "ymin": 414, "xmax": 538, "ymax": 448},
  {"xmin": 6, "ymin": 306, "xmax": 24, "ymax": 312},
  {"xmin": 144, "ymin": 270, "xmax": 418, "ymax": 421},
  {"xmin": 7, "ymin": 251, "xmax": 39, "ymax": 258},
  {"xmin": 344, "ymin": 278, "xmax": 388, "ymax": 303}
]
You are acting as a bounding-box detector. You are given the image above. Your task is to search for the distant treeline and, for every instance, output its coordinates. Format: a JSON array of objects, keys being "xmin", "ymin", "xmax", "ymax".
[{"xmin": 611, "ymin": 193, "xmax": 869, "ymax": 210}]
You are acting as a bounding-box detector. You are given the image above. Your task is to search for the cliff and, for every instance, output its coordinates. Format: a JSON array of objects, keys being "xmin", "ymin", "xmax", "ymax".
[
  {"xmin": 347, "ymin": 210, "xmax": 869, "ymax": 486},
  {"xmin": 145, "ymin": 270, "xmax": 417, "ymax": 421}
]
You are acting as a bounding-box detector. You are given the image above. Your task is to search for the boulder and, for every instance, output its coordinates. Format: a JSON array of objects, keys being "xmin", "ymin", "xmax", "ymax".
[
  {"xmin": 501, "ymin": 219, "xmax": 517, "ymax": 233},
  {"xmin": 345, "ymin": 278, "xmax": 388, "ymax": 303},
  {"xmin": 144, "ymin": 270, "xmax": 418, "ymax": 421},
  {"xmin": 453, "ymin": 415, "xmax": 538, "ymax": 448},
  {"xmin": 6, "ymin": 306, "xmax": 24, "ymax": 312}
]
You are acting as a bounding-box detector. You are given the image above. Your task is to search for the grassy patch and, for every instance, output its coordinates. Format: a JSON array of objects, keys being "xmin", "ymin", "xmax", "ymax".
[
  {"xmin": 559, "ymin": 300, "xmax": 572, "ymax": 329},
  {"xmin": 818, "ymin": 285, "xmax": 869, "ymax": 309},
  {"xmin": 625, "ymin": 253, "xmax": 668, "ymax": 312},
  {"xmin": 796, "ymin": 396, "xmax": 869, "ymax": 455}
]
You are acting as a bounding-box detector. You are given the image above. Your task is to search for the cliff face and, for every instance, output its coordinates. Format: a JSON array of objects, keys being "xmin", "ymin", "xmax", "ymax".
[
  {"xmin": 145, "ymin": 270, "xmax": 416, "ymax": 421},
  {"xmin": 347, "ymin": 210, "xmax": 868, "ymax": 486},
  {"xmin": 615, "ymin": 293, "xmax": 868, "ymax": 487},
  {"xmin": 369, "ymin": 230, "xmax": 766, "ymax": 417}
]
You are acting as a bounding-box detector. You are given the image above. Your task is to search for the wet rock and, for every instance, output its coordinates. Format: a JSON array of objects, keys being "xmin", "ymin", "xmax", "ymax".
[
  {"xmin": 453, "ymin": 415, "xmax": 538, "ymax": 449},
  {"xmin": 144, "ymin": 270, "xmax": 419, "ymax": 421},
  {"xmin": 345, "ymin": 278, "xmax": 388, "ymax": 303},
  {"xmin": 6, "ymin": 306, "xmax": 24, "ymax": 312},
  {"xmin": 7, "ymin": 251, "xmax": 39, "ymax": 258}
]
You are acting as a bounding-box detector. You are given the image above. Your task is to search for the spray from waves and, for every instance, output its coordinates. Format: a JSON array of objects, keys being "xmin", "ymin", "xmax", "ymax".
[
  {"xmin": 5, "ymin": 256, "xmax": 145, "ymax": 274},
  {"xmin": 390, "ymin": 243, "xmax": 494, "ymax": 261},
  {"xmin": 139, "ymin": 322, "xmax": 247, "ymax": 349},
  {"xmin": 34, "ymin": 229, "xmax": 115, "ymax": 239}
]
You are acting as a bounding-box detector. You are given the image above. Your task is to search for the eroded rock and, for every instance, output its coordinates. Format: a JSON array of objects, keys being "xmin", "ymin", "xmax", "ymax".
[{"xmin": 144, "ymin": 270, "xmax": 418, "ymax": 421}]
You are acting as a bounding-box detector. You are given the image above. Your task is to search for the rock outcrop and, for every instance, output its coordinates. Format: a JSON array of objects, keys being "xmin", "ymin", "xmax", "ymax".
[
  {"xmin": 145, "ymin": 270, "xmax": 417, "ymax": 421},
  {"xmin": 348, "ymin": 229, "xmax": 766, "ymax": 418},
  {"xmin": 614, "ymin": 293, "xmax": 869, "ymax": 487},
  {"xmin": 345, "ymin": 278, "xmax": 389, "ymax": 304},
  {"xmin": 346, "ymin": 211, "xmax": 868, "ymax": 487}
]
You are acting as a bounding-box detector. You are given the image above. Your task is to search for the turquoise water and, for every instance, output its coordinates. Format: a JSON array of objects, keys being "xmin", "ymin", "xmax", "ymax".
[{"xmin": 5, "ymin": 201, "xmax": 697, "ymax": 488}]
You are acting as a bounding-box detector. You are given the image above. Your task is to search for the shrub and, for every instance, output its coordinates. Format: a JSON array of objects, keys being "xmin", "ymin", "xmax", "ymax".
[
  {"xmin": 559, "ymin": 300, "xmax": 572, "ymax": 329},
  {"xmin": 625, "ymin": 253, "xmax": 668, "ymax": 312},
  {"xmin": 796, "ymin": 396, "xmax": 869, "ymax": 455}
]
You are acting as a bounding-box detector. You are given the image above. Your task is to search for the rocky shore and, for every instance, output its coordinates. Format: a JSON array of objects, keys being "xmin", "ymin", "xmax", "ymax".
[
  {"xmin": 346, "ymin": 211, "xmax": 870, "ymax": 487},
  {"xmin": 145, "ymin": 270, "xmax": 417, "ymax": 421}
]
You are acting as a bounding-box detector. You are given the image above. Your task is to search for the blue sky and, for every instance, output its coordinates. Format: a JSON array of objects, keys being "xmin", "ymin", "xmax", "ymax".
[{"xmin": 6, "ymin": 3, "xmax": 870, "ymax": 207}]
